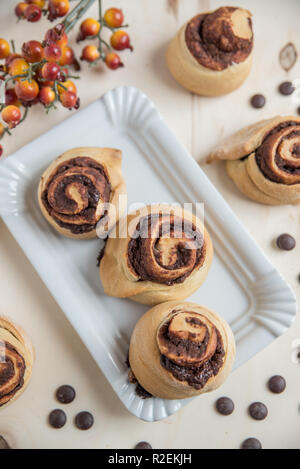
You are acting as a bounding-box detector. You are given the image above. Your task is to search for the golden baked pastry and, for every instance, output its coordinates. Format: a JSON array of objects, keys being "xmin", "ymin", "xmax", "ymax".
[
  {"xmin": 166, "ymin": 6, "xmax": 253, "ymax": 96},
  {"xmin": 208, "ymin": 116, "xmax": 300, "ymax": 205},
  {"xmin": 0, "ymin": 316, "xmax": 34, "ymax": 409},
  {"xmin": 129, "ymin": 301, "xmax": 235, "ymax": 399},
  {"xmin": 38, "ymin": 147, "xmax": 127, "ymax": 239},
  {"xmin": 99, "ymin": 204, "xmax": 213, "ymax": 305}
]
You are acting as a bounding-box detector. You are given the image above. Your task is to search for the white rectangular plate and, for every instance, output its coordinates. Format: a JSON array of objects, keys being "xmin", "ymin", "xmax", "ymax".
[{"xmin": 0, "ymin": 87, "xmax": 296, "ymax": 422}]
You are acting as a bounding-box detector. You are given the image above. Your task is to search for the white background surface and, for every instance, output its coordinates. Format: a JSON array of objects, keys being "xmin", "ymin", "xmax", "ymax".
[{"xmin": 0, "ymin": 0, "xmax": 300, "ymax": 449}]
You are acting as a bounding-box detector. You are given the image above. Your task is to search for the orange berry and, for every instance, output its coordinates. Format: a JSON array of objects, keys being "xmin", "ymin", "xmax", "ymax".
[
  {"xmin": 80, "ymin": 45, "xmax": 100, "ymax": 63},
  {"xmin": 0, "ymin": 123, "xmax": 5, "ymax": 137},
  {"xmin": 15, "ymin": 2, "xmax": 28, "ymax": 18},
  {"xmin": 59, "ymin": 46, "xmax": 74, "ymax": 66},
  {"xmin": 80, "ymin": 18, "xmax": 100, "ymax": 38},
  {"xmin": 44, "ymin": 25, "xmax": 68, "ymax": 48},
  {"xmin": 1, "ymin": 105, "xmax": 21, "ymax": 128},
  {"xmin": 0, "ymin": 38, "xmax": 10, "ymax": 60},
  {"xmin": 39, "ymin": 86, "xmax": 56, "ymax": 105},
  {"xmin": 48, "ymin": 0, "xmax": 70, "ymax": 19},
  {"xmin": 8, "ymin": 58, "xmax": 29, "ymax": 79},
  {"xmin": 110, "ymin": 30, "xmax": 133, "ymax": 51},
  {"xmin": 105, "ymin": 52, "xmax": 124, "ymax": 70},
  {"xmin": 57, "ymin": 79, "xmax": 76, "ymax": 95},
  {"xmin": 27, "ymin": 0, "xmax": 46, "ymax": 7},
  {"xmin": 104, "ymin": 8, "xmax": 124, "ymax": 28},
  {"xmin": 15, "ymin": 79, "xmax": 39, "ymax": 101},
  {"xmin": 60, "ymin": 90, "xmax": 78, "ymax": 109}
]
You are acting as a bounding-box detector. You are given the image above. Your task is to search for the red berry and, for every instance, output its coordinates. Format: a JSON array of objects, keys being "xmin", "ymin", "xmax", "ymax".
[
  {"xmin": 105, "ymin": 52, "xmax": 124, "ymax": 70},
  {"xmin": 39, "ymin": 86, "xmax": 56, "ymax": 105},
  {"xmin": 5, "ymin": 88, "xmax": 20, "ymax": 106},
  {"xmin": 110, "ymin": 30, "xmax": 133, "ymax": 51},
  {"xmin": 44, "ymin": 44, "xmax": 62, "ymax": 62},
  {"xmin": 41, "ymin": 62, "xmax": 60, "ymax": 81},
  {"xmin": 24, "ymin": 4, "xmax": 42, "ymax": 22},
  {"xmin": 60, "ymin": 90, "xmax": 78, "ymax": 109},
  {"xmin": 22, "ymin": 40, "xmax": 44, "ymax": 63},
  {"xmin": 0, "ymin": 38, "xmax": 10, "ymax": 60},
  {"xmin": 44, "ymin": 24, "xmax": 68, "ymax": 48},
  {"xmin": 1, "ymin": 105, "xmax": 21, "ymax": 128},
  {"xmin": 80, "ymin": 45, "xmax": 100, "ymax": 63},
  {"xmin": 104, "ymin": 8, "xmax": 124, "ymax": 28},
  {"xmin": 15, "ymin": 79, "xmax": 39, "ymax": 101},
  {"xmin": 0, "ymin": 144, "xmax": 3, "ymax": 157}
]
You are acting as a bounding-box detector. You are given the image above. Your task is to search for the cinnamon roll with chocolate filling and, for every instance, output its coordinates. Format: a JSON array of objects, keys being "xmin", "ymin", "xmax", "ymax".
[
  {"xmin": 38, "ymin": 147, "xmax": 127, "ymax": 239},
  {"xmin": 166, "ymin": 6, "xmax": 253, "ymax": 96},
  {"xmin": 129, "ymin": 301, "xmax": 235, "ymax": 399},
  {"xmin": 0, "ymin": 316, "xmax": 34, "ymax": 409},
  {"xmin": 99, "ymin": 204, "xmax": 213, "ymax": 305},
  {"xmin": 208, "ymin": 116, "xmax": 300, "ymax": 205}
]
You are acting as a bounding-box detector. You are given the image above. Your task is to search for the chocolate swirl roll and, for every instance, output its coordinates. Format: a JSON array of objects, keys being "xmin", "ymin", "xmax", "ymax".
[
  {"xmin": 166, "ymin": 6, "xmax": 254, "ymax": 96},
  {"xmin": 208, "ymin": 116, "xmax": 300, "ymax": 205},
  {"xmin": 100, "ymin": 205, "xmax": 213, "ymax": 305},
  {"xmin": 38, "ymin": 147, "xmax": 127, "ymax": 239},
  {"xmin": 129, "ymin": 301, "xmax": 235, "ymax": 399},
  {"xmin": 0, "ymin": 317, "xmax": 33, "ymax": 409}
]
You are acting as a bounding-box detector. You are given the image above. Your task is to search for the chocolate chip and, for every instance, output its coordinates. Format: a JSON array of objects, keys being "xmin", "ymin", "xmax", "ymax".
[
  {"xmin": 215, "ymin": 397, "xmax": 234, "ymax": 415},
  {"xmin": 276, "ymin": 234, "xmax": 296, "ymax": 251},
  {"xmin": 75, "ymin": 411, "xmax": 94, "ymax": 430},
  {"xmin": 249, "ymin": 402, "xmax": 268, "ymax": 421},
  {"xmin": 241, "ymin": 438, "xmax": 262, "ymax": 449},
  {"xmin": 56, "ymin": 385, "xmax": 76, "ymax": 404},
  {"xmin": 250, "ymin": 94, "xmax": 266, "ymax": 109},
  {"xmin": 134, "ymin": 441, "xmax": 152, "ymax": 449},
  {"xmin": 0, "ymin": 436, "xmax": 10, "ymax": 449},
  {"xmin": 49, "ymin": 409, "xmax": 67, "ymax": 429},
  {"xmin": 278, "ymin": 81, "xmax": 295, "ymax": 96},
  {"xmin": 268, "ymin": 375, "xmax": 286, "ymax": 394}
]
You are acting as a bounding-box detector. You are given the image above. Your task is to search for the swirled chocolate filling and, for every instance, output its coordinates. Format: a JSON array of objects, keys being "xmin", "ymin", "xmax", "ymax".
[
  {"xmin": 159, "ymin": 317, "xmax": 225, "ymax": 390},
  {"xmin": 0, "ymin": 342, "xmax": 25, "ymax": 407},
  {"xmin": 127, "ymin": 214, "xmax": 205, "ymax": 285},
  {"xmin": 42, "ymin": 157, "xmax": 111, "ymax": 234},
  {"xmin": 185, "ymin": 7, "xmax": 253, "ymax": 71},
  {"xmin": 255, "ymin": 121, "xmax": 300, "ymax": 184}
]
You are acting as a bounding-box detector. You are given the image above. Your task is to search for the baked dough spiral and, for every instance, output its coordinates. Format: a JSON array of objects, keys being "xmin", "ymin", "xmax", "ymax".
[
  {"xmin": 38, "ymin": 147, "xmax": 127, "ymax": 239},
  {"xmin": 166, "ymin": 6, "xmax": 253, "ymax": 96},
  {"xmin": 99, "ymin": 205, "xmax": 213, "ymax": 305},
  {"xmin": 208, "ymin": 116, "xmax": 300, "ymax": 205},
  {"xmin": 0, "ymin": 316, "xmax": 34, "ymax": 409},
  {"xmin": 129, "ymin": 301, "xmax": 235, "ymax": 399}
]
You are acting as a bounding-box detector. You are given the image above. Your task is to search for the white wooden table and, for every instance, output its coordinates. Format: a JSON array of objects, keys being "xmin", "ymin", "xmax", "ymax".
[{"xmin": 0, "ymin": 0, "xmax": 300, "ymax": 449}]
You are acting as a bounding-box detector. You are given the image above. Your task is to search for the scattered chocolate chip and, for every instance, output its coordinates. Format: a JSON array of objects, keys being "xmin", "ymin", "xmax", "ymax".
[
  {"xmin": 250, "ymin": 94, "xmax": 266, "ymax": 109},
  {"xmin": 278, "ymin": 81, "xmax": 295, "ymax": 96},
  {"xmin": 279, "ymin": 43, "xmax": 298, "ymax": 72},
  {"xmin": 249, "ymin": 402, "xmax": 268, "ymax": 421},
  {"xmin": 56, "ymin": 385, "xmax": 76, "ymax": 404},
  {"xmin": 75, "ymin": 411, "xmax": 94, "ymax": 430},
  {"xmin": 49, "ymin": 409, "xmax": 67, "ymax": 429},
  {"xmin": 215, "ymin": 397, "xmax": 234, "ymax": 415},
  {"xmin": 241, "ymin": 438, "xmax": 262, "ymax": 449},
  {"xmin": 0, "ymin": 436, "xmax": 10, "ymax": 449},
  {"xmin": 128, "ymin": 369, "xmax": 137, "ymax": 384},
  {"xmin": 276, "ymin": 234, "xmax": 296, "ymax": 251},
  {"xmin": 268, "ymin": 375, "xmax": 286, "ymax": 394},
  {"xmin": 134, "ymin": 441, "xmax": 152, "ymax": 449},
  {"xmin": 97, "ymin": 237, "xmax": 108, "ymax": 266}
]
